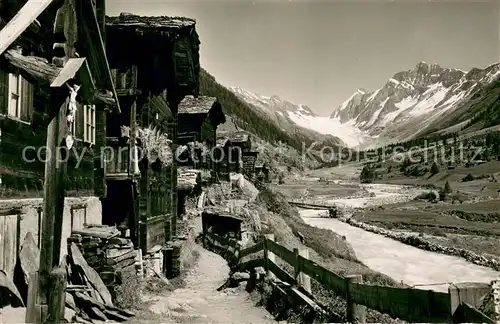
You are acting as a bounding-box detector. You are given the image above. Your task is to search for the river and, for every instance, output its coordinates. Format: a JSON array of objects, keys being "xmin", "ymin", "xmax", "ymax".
[{"xmin": 300, "ymin": 183, "xmax": 500, "ymax": 292}]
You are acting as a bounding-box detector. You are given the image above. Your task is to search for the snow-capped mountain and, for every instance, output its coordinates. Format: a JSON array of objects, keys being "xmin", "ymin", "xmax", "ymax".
[
  {"xmin": 330, "ymin": 61, "xmax": 500, "ymax": 145},
  {"xmin": 230, "ymin": 87, "xmax": 370, "ymax": 147}
]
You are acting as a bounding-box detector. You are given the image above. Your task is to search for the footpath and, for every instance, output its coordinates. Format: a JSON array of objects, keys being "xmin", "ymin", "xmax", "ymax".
[{"xmin": 129, "ymin": 218, "xmax": 276, "ymax": 324}]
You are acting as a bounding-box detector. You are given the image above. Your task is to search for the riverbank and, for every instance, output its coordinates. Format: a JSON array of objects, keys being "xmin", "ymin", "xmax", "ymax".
[
  {"xmin": 274, "ymin": 168, "xmax": 499, "ymax": 291},
  {"xmin": 303, "ymin": 163, "xmax": 500, "ymax": 264}
]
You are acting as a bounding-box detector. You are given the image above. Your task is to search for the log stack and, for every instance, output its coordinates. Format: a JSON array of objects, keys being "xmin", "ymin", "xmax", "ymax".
[
  {"xmin": 67, "ymin": 225, "xmax": 137, "ymax": 299},
  {"xmin": 62, "ymin": 242, "xmax": 135, "ymax": 322}
]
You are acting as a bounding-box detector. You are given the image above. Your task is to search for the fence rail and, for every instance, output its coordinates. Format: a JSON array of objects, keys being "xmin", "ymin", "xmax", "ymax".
[{"xmin": 204, "ymin": 232, "xmax": 495, "ymax": 323}]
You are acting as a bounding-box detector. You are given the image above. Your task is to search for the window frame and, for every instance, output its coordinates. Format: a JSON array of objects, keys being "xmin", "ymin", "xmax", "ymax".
[
  {"xmin": 4, "ymin": 69, "xmax": 33, "ymax": 124},
  {"xmin": 7, "ymin": 72, "xmax": 22, "ymax": 119},
  {"xmin": 83, "ymin": 104, "xmax": 96, "ymax": 145}
]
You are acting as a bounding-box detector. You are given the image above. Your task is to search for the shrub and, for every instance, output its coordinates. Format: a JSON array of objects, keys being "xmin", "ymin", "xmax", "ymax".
[
  {"xmin": 414, "ymin": 191, "xmax": 437, "ymax": 201},
  {"xmin": 462, "ymin": 173, "xmax": 475, "ymax": 182},
  {"xmin": 114, "ymin": 271, "xmax": 142, "ymax": 310},
  {"xmin": 439, "ymin": 181, "xmax": 452, "ymax": 201},
  {"xmin": 430, "ymin": 162, "xmax": 439, "ymax": 176},
  {"xmin": 360, "ymin": 165, "xmax": 375, "ymax": 183}
]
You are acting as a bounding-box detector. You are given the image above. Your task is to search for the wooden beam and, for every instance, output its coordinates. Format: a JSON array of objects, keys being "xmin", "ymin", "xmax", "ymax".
[
  {"xmin": 0, "ymin": 207, "xmax": 22, "ymax": 216},
  {"xmin": 3, "ymin": 49, "xmax": 60, "ymax": 84},
  {"xmin": 50, "ymin": 58, "xmax": 86, "ymax": 87},
  {"xmin": 38, "ymin": 93, "xmax": 68, "ymax": 307},
  {"xmin": 0, "ymin": 0, "xmax": 55, "ymax": 55},
  {"xmin": 77, "ymin": 0, "xmax": 120, "ymax": 113}
]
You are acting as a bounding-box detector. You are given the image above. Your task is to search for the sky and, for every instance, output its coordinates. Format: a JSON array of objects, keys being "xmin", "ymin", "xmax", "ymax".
[{"xmin": 106, "ymin": 0, "xmax": 499, "ymax": 116}]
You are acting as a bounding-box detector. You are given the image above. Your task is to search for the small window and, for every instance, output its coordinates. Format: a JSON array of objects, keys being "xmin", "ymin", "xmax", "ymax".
[
  {"xmin": 6, "ymin": 71, "xmax": 33, "ymax": 122},
  {"xmin": 70, "ymin": 104, "xmax": 77, "ymax": 136},
  {"xmin": 8, "ymin": 72, "xmax": 22, "ymax": 118},
  {"xmin": 83, "ymin": 104, "xmax": 96, "ymax": 144}
]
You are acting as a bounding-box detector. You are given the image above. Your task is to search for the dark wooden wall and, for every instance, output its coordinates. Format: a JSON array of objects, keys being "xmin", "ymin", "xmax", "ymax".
[{"xmin": 0, "ymin": 67, "xmax": 98, "ymax": 198}]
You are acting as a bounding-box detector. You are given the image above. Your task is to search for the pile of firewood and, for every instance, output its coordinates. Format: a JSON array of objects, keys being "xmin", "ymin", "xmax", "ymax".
[
  {"xmin": 68, "ymin": 225, "xmax": 138, "ymax": 298},
  {"xmin": 63, "ymin": 242, "xmax": 135, "ymax": 323}
]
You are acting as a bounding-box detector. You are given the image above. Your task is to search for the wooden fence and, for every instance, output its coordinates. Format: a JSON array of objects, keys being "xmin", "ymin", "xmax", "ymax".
[{"xmin": 204, "ymin": 233, "xmax": 495, "ymax": 323}]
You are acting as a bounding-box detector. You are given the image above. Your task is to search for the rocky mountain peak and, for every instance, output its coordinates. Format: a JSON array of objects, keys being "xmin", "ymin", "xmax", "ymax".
[{"xmin": 328, "ymin": 61, "xmax": 500, "ymax": 144}]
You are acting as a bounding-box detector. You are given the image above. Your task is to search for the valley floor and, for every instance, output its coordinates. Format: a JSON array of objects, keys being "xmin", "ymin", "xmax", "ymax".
[{"xmin": 274, "ymin": 161, "xmax": 500, "ymax": 288}]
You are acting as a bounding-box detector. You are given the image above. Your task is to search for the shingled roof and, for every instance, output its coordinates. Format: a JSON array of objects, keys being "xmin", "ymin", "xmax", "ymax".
[
  {"xmin": 106, "ymin": 13, "xmax": 195, "ymax": 33},
  {"xmin": 178, "ymin": 95, "xmax": 218, "ymax": 115},
  {"xmin": 216, "ymin": 137, "xmax": 229, "ymax": 147},
  {"xmin": 229, "ymin": 133, "xmax": 249, "ymax": 144}
]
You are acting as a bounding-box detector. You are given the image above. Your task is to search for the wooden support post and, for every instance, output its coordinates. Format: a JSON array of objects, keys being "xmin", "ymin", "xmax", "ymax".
[
  {"xmin": 26, "ymin": 271, "xmax": 42, "ymax": 324},
  {"xmin": 38, "ymin": 95, "xmax": 68, "ymax": 309},
  {"xmin": 46, "ymin": 267, "xmax": 67, "ymax": 323},
  {"xmin": 293, "ymin": 248, "xmax": 300, "ymax": 283},
  {"xmin": 448, "ymin": 282, "xmax": 492, "ymax": 319},
  {"xmin": 136, "ymin": 248, "xmax": 144, "ymax": 279},
  {"xmin": 298, "ymin": 248, "xmax": 311, "ymax": 294},
  {"xmin": 346, "ymin": 274, "xmax": 365, "ymax": 324},
  {"xmin": 264, "ymin": 234, "xmax": 275, "ymax": 280}
]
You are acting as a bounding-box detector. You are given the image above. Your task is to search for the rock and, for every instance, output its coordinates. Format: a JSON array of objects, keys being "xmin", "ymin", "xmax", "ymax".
[
  {"xmin": 70, "ymin": 243, "xmax": 114, "ymax": 306},
  {"xmin": 18, "ymin": 232, "xmax": 40, "ymax": 289},
  {"xmin": 231, "ymin": 272, "xmax": 250, "ymax": 282},
  {"xmin": 66, "ymin": 292, "xmax": 76, "ymax": 309},
  {"xmin": 254, "ymin": 267, "xmax": 266, "ymax": 278},
  {"xmin": 0, "ymin": 270, "xmax": 24, "ymax": 307},
  {"xmin": 64, "ymin": 307, "xmax": 76, "ymax": 322}
]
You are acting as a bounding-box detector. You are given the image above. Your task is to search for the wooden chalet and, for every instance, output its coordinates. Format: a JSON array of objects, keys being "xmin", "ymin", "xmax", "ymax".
[
  {"xmin": 241, "ymin": 151, "xmax": 258, "ymax": 177},
  {"xmin": 226, "ymin": 132, "xmax": 251, "ymax": 174},
  {"xmin": 103, "ymin": 13, "xmax": 200, "ymax": 262},
  {"xmin": 255, "ymin": 163, "xmax": 270, "ymax": 183},
  {"xmin": 0, "ymin": 0, "xmax": 119, "ymax": 282},
  {"xmin": 214, "ymin": 136, "xmax": 230, "ymax": 181},
  {"xmin": 177, "ymin": 95, "xmax": 225, "ymax": 171}
]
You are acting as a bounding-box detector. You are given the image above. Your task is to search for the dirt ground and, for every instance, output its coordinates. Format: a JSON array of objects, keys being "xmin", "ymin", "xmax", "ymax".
[{"xmin": 129, "ymin": 242, "xmax": 276, "ymax": 324}]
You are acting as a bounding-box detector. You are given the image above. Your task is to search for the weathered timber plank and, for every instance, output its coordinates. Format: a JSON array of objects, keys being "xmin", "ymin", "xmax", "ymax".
[
  {"xmin": 239, "ymin": 241, "xmax": 264, "ymax": 258},
  {"xmin": 50, "ymin": 58, "xmax": 86, "ymax": 87},
  {"xmin": 0, "ymin": 0, "xmax": 55, "ymax": 55},
  {"xmin": 348, "ymin": 282, "xmax": 450, "ymax": 322},
  {"xmin": 239, "ymin": 258, "xmax": 265, "ymax": 272},
  {"xmin": 72, "ymin": 228, "xmax": 118, "ymax": 239},
  {"xmin": 266, "ymin": 239, "xmax": 296, "ymax": 267},
  {"xmin": 453, "ymin": 302, "xmax": 494, "ymax": 324},
  {"xmin": 70, "ymin": 243, "xmax": 113, "ymax": 306},
  {"xmin": 299, "ymin": 256, "xmax": 345, "ymax": 294},
  {"xmin": 268, "ymin": 260, "xmax": 295, "ymax": 284},
  {"xmin": 1, "ymin": 215, "xmax": 19, "ymax": 279},
  {"xmin": 0, "ymin": 207, "xmax": 22, "ymax": 216}
]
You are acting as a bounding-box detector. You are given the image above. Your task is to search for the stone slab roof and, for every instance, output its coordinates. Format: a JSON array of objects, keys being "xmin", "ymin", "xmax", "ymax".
[{"xmin": 178, "ymin": 95, "xmax": 218, "ymax": 114}]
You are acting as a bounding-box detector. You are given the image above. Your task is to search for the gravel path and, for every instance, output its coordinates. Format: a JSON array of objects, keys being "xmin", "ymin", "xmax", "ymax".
[{"xmin": 136, "ymin": 243, "xmax": 276, "ymax": 323}]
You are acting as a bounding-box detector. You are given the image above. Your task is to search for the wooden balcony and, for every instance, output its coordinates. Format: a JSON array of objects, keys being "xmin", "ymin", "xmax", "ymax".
[{"xmin": 105, "ymin": 137, "xmax": 136, "ymax": 180}]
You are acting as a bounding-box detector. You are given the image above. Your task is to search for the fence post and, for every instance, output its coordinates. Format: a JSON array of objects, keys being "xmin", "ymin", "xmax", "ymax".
[
  {"xmin": 264, "ymin": 234, "xmax": 275, "ymax": 280},
  {"xmin": 298, "ymin": 248, "xmax": 311, "ymax": 294},
  {"xmin": 492, "ymin": 280, "xmax": 500, "ymax": 324},
  {"xmin": 346, "ymin": 274, "xmax": 365, "ymax": 324},
  {"xmin": 448, "ymin": 282, "xmax": 492, "ymax": 321},
  {"xmin": 293, "ymin": 248, "xmax": 300, "ymax": 284},
  {"xmin": 47, "ymin": 267, "xmax": 66, "ymax": 323},
  {"xmin": 26, "ymin": 271, "xmax": 41, "ymax": 323}
]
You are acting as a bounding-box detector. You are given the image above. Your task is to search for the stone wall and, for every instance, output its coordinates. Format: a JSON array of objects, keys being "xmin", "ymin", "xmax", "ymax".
[
  {"xmin": 0, "ymin": 196, "xmax": 101, "ymax": 264},
  {"xmin": 341, "ymin": 216, "xmax": 500, "ymax": 271}
]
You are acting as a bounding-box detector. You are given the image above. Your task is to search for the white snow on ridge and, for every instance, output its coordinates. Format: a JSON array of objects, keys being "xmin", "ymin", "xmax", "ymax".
[
  {"xmin": 389, "ymin": 78, "xmax": 400, "ymax": 85},
  {"xmin": 286, "ymin": 111, "xmax": 369, "ymax": 147},
  {"xmin": 410, "ymin": 83, "xmax": 448, "ymax": 116}
]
